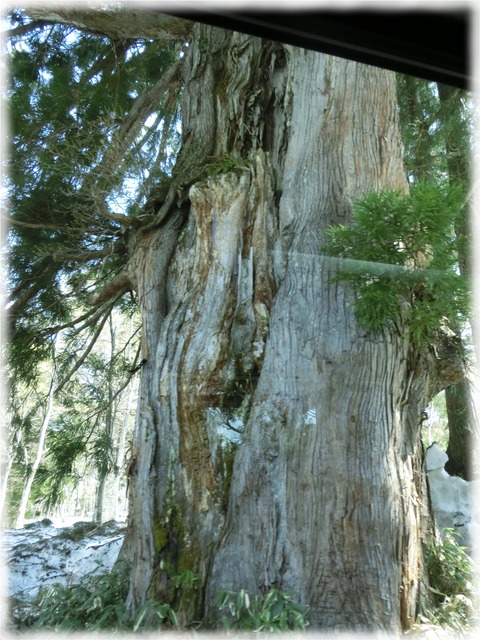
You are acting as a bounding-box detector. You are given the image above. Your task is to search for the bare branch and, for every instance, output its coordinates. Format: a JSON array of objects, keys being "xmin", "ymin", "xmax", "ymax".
[
  {"xmin": 36, "ymin": 302, "xmax": 110, "ymax": 338},
  {"xmin": 3, "ymin": 20, "xmax": 45, "ymax": 38},
  {"xmin": 51, "ymin": 240, "xmax": 127, "ymax": 263},
  {"xmin": 84, "ymin": 196, "xmax": 133, "ymax": 226},
  {"xmin": 77, "ymin": 57, "xmax": 182, "ymax": 227},
  {"xmin": 74, "ymin": 355, "xmax": 140, "ymax": 432},
  {"xmin": 25, "ymin": 6, "xmax": 193, "ymax": 42},
  {"xmin": 3, "ymin": 216, "xmax": 74, "ymax": 231},
  {"xmin": 94, "ymin": 58, "xmax": 183, "ymax": 183}
]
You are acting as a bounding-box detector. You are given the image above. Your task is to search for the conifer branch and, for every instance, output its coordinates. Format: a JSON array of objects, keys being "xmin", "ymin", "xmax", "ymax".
[
  {"xmin": 6, "ymin": 258, "xmax": 53, "ymax": 329},
  {"xmin": 2, "ymin": 217, "xmax": 65, "ymax": 231},
  {"xmin": 54, "ymin": 305, "xmax": 113, "ymax": 395},
  {"xmin": 50, "ymin": 241, "xmax": 127, "ymax": 264}
]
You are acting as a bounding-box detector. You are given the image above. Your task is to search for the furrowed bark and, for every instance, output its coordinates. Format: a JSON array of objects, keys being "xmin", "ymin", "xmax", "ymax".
[
  {"xmin": 205, "ymin": 49, "xmax": 423, "ymax": 631},
  {"xmin": 117, "ymin": 24, "xmax": 461, "ymax": 632}
]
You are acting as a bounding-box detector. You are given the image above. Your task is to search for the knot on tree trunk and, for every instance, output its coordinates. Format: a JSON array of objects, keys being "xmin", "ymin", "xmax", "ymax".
[{"xmin": 87, "ymin": 271, "xmax": 133, "ymax": 307}]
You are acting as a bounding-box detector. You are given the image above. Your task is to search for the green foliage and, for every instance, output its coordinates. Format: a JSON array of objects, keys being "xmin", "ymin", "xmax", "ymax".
[
  {"xmin": 5, "ymin": 10, "xmax": 179, "ymax": 383},
  {"xmin": 396, "ymin": 75, "xmax": 472, "ymax": 184},
  {"xmin": 30, "ymin": 428, "xmax": 86, "ymax": 513},
  {"xmin": 6, "ymin": 308, "xmax": 140, "ymax": 520},
  {"xmin": 133, "ymin": 600, "xmax": 179, "ymax": 631},
  {"xmin": 171, "ymin": 568, "xmax": 198, "ymax": 589},
  {"xmin": 11, "ymin": 565, "xmax": 184, "ymax": 632},
  {"xmin": 11, "ymin": 566, "xmax": 130, "ymax": 631},
  {"xmin": 322, "ymin": 182, "xmax": 470, "ymax": 344},
  {"xmin": 12, "ymin": 572, "xmax": 310, "ymax": 633},
  {"xmin": 419, "ymin": 530, "xmax": 478, "ymax": 632},
  {"xmin": 204, "ymin": 153, "xmax": 249, "ymax": 178},
  {"xmin": 217, "ymin": 587, "xmax": 309, "ymax": 632},
  {"xmin": 5, "ymin": 11, "xmax": 177, "ymax": 521}
]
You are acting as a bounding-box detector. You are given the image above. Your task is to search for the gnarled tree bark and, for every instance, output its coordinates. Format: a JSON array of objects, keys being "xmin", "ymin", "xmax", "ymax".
[
  {"xmin": 116, "ymin": 24, "xmax": 466, "ymax": 632},
  {"xmin": 23, "ymin": 10, "xmax": 465, "ymax": 631}
]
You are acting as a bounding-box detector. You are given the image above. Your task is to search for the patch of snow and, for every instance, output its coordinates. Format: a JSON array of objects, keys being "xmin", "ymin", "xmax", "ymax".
[
  {"xmin": 426, "ymin": 443, "xmax": 479, "ymax": 549},
  {"xmin": 303, "ymin": 409, "xmax": 316, "ymax": 426},
  {"xmin": 5, "ymin": 519, "xmax": 126, "ymax": 603}
]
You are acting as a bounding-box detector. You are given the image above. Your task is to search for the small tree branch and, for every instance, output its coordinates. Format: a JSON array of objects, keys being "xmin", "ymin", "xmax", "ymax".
[
  {"xmin": 25, "ymin": 7, "xmax": 193, "ymax": 42},
  {"xmin": 2, "ymin": 216, "xmax": 66, "ymax": 231},
  {"xmin": 92, "ymin": 58, "xmax": 183, "ymax": 185},
  {"xmin": 39, "ymin": 298, "xmax": 122, "ymax": 338},
  {"xmin": 51, "ymin": 240, "xmax": 127, "ymax": 263},
  {"xmin": 89, "ymin": 198, "xmax": 133, "ymax": 226},
  {"xmin": 3, "ymin": 20, "xmax": 45, "ymax": 38}
]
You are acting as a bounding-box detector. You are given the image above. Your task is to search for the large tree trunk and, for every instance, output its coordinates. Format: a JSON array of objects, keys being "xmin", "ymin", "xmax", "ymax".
[{"xmin": 120, "ymin": 25, "xmax": 463, "ymax": 632}]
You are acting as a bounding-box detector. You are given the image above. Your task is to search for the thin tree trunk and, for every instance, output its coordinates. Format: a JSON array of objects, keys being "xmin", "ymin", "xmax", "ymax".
[
  {"xmin": 444, "ymin": 378, "xmax": 474, "ymax": 479},
  {"xmin": 112, "ymin": 375, "xmax": 135, "ymax": 519},
  {"xmin": 108, "ymin": 316, "xmax": 138, "ymax": 521},
  {"xmin": 15, "ymin": 355, "xmax": 56, "ymax": 529},
  {"xmin": 0, "ymin": 447, "xmax": 13, "ymax": 527},
  {"xmin": 94, "ymin": 314, "xmax": 118, "ymax": 523},
  {"xmin": 437, "ymin": 82, "xmax": 474, "ymax": 480},
  {"xmin": 94, "ymin": 477, "xmax": 105, "ymax": 524}
]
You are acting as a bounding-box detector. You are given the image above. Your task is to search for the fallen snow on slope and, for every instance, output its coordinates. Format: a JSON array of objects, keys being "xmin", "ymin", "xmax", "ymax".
[{"xmin": 5, "ymin": 519, "xmax": 125, "ymax": 603}]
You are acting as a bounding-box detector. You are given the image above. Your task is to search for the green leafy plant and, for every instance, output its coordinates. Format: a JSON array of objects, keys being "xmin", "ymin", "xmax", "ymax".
[
  {"xmin": 322, "ymin": 182, "xmax": 470, "ymax": 344},
  {"xmin": 171, "ymin": 568, "xmax": 198, "ymax": 589},
  {"xmin": 11, "ymin": 566, "xmax": 130, "ymax": 631},
  {"xmin": 217, "ymin": 587, "xmax": 309, "ymax": 632},
  {"xmin": 205, "ymin": 153, "xmax": 249, "ymax": 177},
  {"xmin": 133, "ymin": 600, "xmax": 179, "ymax": 631},
  {"xmin": 10, "ymin": 565, "xmax": 183, "ymax": 632},
  {"xmin": 420, "ymin": 529, "xmax": 478, "ymax": 632}
]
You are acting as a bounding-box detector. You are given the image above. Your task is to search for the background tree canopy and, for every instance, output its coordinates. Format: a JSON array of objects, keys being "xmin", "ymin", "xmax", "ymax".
[
  {"xmin": 3, "ymin": 8, "xmax": 185, "ymax": 522},
  {"xmin": 6, "ymin": 8, "xmax": 182, "ymax": 380}
]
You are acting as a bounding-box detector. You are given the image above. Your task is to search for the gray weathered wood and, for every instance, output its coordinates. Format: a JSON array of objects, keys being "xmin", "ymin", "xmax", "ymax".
[{"xmin": 116, "ymin": 24, "xmax": 463, "ymax": 632}]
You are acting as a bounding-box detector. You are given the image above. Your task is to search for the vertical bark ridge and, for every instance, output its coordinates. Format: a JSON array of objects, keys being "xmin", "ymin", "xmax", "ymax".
[
  {"xmin": 122, "ymin": 219, "xmax": 184, "ymax": 614},
  {"xmin": 206, "ymin": 49, "xmax": 423, "ymax": 632},
  {"xmin": 123, "ymin": 139, "xmax": 281, "ymax": 619}
]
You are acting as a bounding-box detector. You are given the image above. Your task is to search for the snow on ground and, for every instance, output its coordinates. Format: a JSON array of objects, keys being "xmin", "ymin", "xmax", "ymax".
[{"xmin": 4, "ymin": 519, "xmax": 126, "ymax": 603}]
